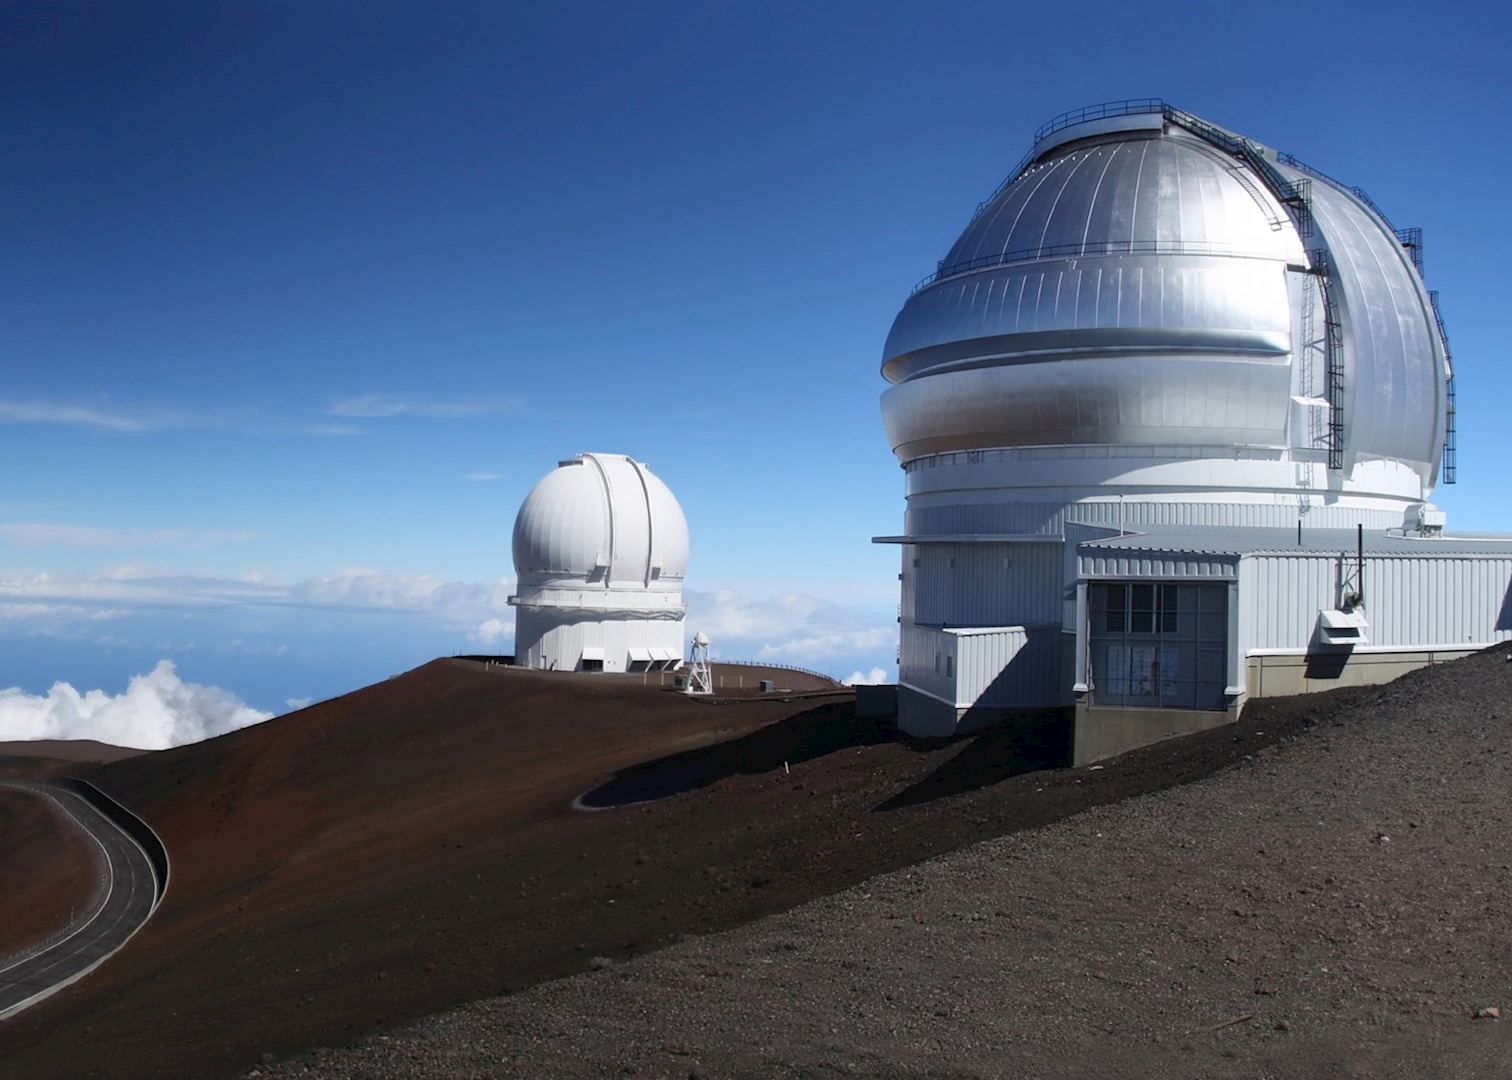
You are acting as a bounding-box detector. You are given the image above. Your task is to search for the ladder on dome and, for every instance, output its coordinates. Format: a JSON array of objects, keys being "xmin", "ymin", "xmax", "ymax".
[
  {"xmin": 1298, "ymin": 275, "xmax": 1326, "ymax": 455},
  {"xmin": 1160, "ymin": 107, "xmax": 1314, "ymax": 237},
  {"xmin": 1430, "ymin": 290, "xmax": 1458, "ymax": 484},
  {"xmin": 1305, "ymin": 249, "xmax": 1346, "ymax": 471}
]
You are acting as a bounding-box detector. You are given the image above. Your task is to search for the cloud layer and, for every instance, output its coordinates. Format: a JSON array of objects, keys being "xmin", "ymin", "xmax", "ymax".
[
  {"xmin": 0, "ymin": 567, "xmax": 515, "ymax": 628},
  {"xmin": 685, "ymin": 588, "xmax": 894, "ymax": 667},
  {"xmin": 0, "ymin": 661, "xmax": 272, "ymax": 750},
  {"xmin": 326, "ymin": 395, "xmax": 524, "ymax": 419}
]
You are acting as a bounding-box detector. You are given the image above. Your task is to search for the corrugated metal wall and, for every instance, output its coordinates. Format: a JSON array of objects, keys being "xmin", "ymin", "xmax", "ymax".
[
  {"xmin": 956, "ymin": 627, "xmax": 1062, "ymax": 707},
  {"xmin": 898, "ymin": 624, "xmax": 1062, "ymax": 708},
  {"xmin": 905, "ymin": 498, "xmax": 1405, "ymax": 537},
  {"xmin": 912, "ymin": 542, "xmax": 1062, "ymax": 626},
  {"xmin": 515, "ymin": 608, "xmax": 686, "ymax": 672},
  {"xmin": 1078, "ymin": 552, "xmax": 1238, "ymax": 580},
  {"xmin": 899, "ymin": 622, "xmax": 952, "ymax": 703},
  {"xmin": 1243, "ymin": 554, "xmax": 1512, "ymax": 651}
]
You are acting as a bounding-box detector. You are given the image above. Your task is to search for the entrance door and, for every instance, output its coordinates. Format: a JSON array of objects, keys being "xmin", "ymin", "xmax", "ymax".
[{"xmin": 1088, "ymin": 582, "xmax": 1226, "ymax": 710}]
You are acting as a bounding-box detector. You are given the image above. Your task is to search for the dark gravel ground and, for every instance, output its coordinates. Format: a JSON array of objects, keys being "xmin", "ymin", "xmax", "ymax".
[{"xmin": 250, "ymin": 646, "xmax": 1512, "ymax": 1080}]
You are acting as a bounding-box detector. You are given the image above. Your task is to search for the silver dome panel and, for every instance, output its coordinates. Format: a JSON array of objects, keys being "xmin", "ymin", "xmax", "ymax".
[{"xmin": 880, "ymin": 108, "xmax": 1449, "ymax": 493}]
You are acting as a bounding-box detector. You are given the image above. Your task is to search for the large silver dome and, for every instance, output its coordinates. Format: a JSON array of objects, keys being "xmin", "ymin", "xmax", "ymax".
[{"xmin": 880, "ymin": 102, "xmax": 1452, "ymax": 497}]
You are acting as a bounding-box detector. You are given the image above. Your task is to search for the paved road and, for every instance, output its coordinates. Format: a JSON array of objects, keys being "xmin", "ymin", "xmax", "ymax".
[{"xmin": 0, "ymin": 780, "xmax": 160, "ymax": 1020}]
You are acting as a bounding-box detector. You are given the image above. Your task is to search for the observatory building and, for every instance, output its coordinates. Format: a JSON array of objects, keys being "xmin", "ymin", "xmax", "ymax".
[
  {"xmin": 877, "ymin": 100, "xmax": 1512, "ymax": 762},
  {"xmin": 509, "ymin": 452, "xmax": 687, "ymax": 673}
]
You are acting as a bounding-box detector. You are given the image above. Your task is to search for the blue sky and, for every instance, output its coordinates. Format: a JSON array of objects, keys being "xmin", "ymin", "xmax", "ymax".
[{"xmin": 2, "ymin": 1, "xmax": 1509, "ymax": 739}]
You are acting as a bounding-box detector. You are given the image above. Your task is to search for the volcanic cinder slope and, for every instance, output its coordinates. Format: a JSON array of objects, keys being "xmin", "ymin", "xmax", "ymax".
[
  {"xmin": 259, "ymin": 646, "xmax": 1512, "ymax": 1080},
  {"xmin": 5, "ymin": 653, "xmax": 1499, "ymax": 1078},
  {"xmin": 0, "ymin": 660, "xmax": 867, "ymax": 1076}
]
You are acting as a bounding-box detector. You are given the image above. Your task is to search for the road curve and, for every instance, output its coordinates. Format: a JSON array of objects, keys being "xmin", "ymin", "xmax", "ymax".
[{"xmin": 0, "ymin": 780, "xmax": 162, "ymax": 1021}]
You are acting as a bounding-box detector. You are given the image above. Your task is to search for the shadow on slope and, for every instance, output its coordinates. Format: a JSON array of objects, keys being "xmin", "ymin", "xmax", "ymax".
[
  {"xmin": 875, "ymin": 710, "xmax": 1070, "ymax": 811},
  {"xmin": 578, "ymin": 702, "xmax": 892, "ymax": 808}
]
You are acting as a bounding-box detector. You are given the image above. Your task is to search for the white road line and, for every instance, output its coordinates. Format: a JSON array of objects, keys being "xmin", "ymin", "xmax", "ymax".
[
  {"xmin": 0, "ymin": 785, "xmax": 115, "ymax": 979},
  {"xmin": 0, "ymin": 781, "xmax": 163, "ymax": 1022}
]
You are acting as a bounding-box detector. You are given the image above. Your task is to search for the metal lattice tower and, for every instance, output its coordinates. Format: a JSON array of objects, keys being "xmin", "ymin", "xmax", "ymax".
[{"xmin": 684, "ymin": 632, "xmax": 713, "ymax": 695}]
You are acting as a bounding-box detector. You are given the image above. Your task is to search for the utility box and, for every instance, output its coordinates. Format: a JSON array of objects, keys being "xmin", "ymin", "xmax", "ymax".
[{"xmin": 1318, "ymin": 608, "xmax": 1370, "ymax": 647}]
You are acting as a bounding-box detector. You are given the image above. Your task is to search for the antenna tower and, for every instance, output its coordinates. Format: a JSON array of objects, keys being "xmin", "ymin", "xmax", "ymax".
[{"xmin": 684, "ymin": 632, "xmax": 712, "ymax": 695}]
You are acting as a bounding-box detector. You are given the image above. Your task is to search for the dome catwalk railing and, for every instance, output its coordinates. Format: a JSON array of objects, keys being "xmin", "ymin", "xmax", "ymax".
[
  {"xmin": 962, "ymin": 99, "xmax": 1313, "ymax": 238},
  {"xmin": 909, "ymin": 237, "xmax": 1288, "ymax": 296}
]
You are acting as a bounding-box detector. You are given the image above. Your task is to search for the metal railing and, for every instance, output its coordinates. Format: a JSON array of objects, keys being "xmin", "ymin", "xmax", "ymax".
[
  {"xmin": 912, "ymin": 238, "xmax": 1266, "ymax": 295},
  {"xmin": 957, "ymin": 98, "xmax": 1313, "ymax": 262},
  {"xmin": 1277, "ymin": 151, "xmax": 1425, "ymax": 274},
  {"xmin": 1430, "ymin": 290, "xmax": 1458, "ymax": 484},
  {"xmin": 711, "ymin": 658, "xmax": 843, "ymax": 686}
]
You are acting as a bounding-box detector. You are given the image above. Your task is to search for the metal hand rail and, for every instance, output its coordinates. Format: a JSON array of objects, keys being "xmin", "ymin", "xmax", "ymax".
[
  {"xmin": 965, "ymin": 98, "xmax": 1311, "ymax": 238},
  {"xmin": 1277, "ymin": 152, "xmax": 1425, "ymax": 273},
  {"xmin": 912, "ymin": 238, "xmax": 1273, "ymax": 295},
  {"xmin": 711, "ymin": 658, "xmax": 841, "ymax": 685},
  {"xmin": 1430, "ymin": 290, "xmax": 1458, "ymax": 484}
]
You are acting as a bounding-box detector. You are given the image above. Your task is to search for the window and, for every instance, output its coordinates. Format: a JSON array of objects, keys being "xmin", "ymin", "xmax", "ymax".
[
  {"xmin": 946, "ymin": 655, "xmax": 954, "ymax": 678},
  {"xmin": 1088, "ymin": 581, "xmax": 1227, "ymax": 710}
]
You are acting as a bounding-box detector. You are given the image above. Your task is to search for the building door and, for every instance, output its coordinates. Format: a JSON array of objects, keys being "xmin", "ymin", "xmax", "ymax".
[{"xmin": 1088, "ymin": 582, "xmax": 1227, "ymax": 710}]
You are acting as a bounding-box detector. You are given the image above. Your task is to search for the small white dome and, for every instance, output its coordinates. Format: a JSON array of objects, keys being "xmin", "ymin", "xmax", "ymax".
[{"xmin": 512, "ymin": 453, "xmax": 689, "ymax": 591}]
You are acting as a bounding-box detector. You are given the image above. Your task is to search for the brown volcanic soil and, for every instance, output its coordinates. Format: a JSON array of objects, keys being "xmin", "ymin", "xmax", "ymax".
[
  {"xmin": 0, "ymin": 740, "xmax": 144, "ymax": 782},
  {"xmin": 1, "ymin": 652, "xmax": 1484, "ymax": 1079},
  {"xmin": 255, "ymin": 647, "xmax": 1512, "ymax": 1080},
  {"xmin": 0, "ymin": 786, "xmax": 106, "ymax": 961},
  {"xmin": 0, "ymin": 739, "xmax": 144, "ymax": 765}
]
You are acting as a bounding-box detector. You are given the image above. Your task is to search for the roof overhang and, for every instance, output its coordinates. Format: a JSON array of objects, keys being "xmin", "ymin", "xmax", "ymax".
[{"xmin": 873, "ymin": 533, "xmax": 1062, "ymax": 545}]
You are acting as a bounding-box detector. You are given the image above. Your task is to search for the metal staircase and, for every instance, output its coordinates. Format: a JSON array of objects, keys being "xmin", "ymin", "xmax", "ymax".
[
  {"xmin": 1430, "ymin": 290, "xmax": 1458, "ymax": 484},
  {"xmin": 1298, "ymin": 275, "xmax": 1326, "ymax": 454},
  {"xmin": 1306, "ymin": 249, "xmax": 1346, "ymax": 470}
]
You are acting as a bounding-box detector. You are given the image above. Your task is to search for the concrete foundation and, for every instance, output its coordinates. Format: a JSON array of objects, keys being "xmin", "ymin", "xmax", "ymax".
[
  {"xmin": 1246, "ymin": 648, "xmax": 1478, "ymax": 698},
  {"xmin": 1072, "ymin": 702, "xmax": 1237, "ymax": 766}
]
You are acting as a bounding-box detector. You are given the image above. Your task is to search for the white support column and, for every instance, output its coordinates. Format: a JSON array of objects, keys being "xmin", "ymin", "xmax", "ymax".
[
  {"xmin": 1071, "ymin": 579, "xmax": 1090, "ymax": 694},
  {"xmin": 1224, "ymin": 578, "xmax": 1245, "ymax": 697}
]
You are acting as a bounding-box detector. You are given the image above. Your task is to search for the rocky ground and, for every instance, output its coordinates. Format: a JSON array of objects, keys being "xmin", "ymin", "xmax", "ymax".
[{"xmin": 249, "ymin": 647, "xmax": 1512, "ymax": 1080}]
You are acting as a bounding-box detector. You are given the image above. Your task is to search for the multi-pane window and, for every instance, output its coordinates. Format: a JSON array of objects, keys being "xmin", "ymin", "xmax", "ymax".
[{"xmin": 1089, "ymin": 582, "xmax": 1227, "ymax": 710}]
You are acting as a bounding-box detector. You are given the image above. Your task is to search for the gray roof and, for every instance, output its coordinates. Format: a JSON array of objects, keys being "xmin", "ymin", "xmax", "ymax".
[{"xmin": 1079, "ymin": 526, "xmax": 1512, "ymax": 558}]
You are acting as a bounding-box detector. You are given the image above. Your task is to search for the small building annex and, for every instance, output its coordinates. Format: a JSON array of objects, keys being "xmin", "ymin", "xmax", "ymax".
[{"xmin": 875, "ymin": 100, "xmax": 1512, "ymax": 763}]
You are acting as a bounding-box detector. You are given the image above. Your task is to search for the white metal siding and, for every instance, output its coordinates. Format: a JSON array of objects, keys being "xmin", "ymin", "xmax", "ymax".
[
  {"xmin": 515, "ymin": 608, "xmax": 686, "ymax": 673},
  {"xmin": 899, "ymin": 622, "xmax": 953, "ymax": 703},
  {"xmin": 905, "ymin": 497, "xmax": 1406, "ymax": 537},
  {"xmin": 1078, "ymin": 553, "xmax": 1238, "ymax": 580},
  {"xmin": 1243, "ymin": 554, "xmax": 1512, "ymax": 651},
  {"xmin": 955, "ymin": 627, "xmax": 1062, "ymax": 708},
  {"xmin": 900, "ymin": 624, "xmax": 1061, "ymax": 708},
  {"xmin": 914, "ymin": 542, "xmax": 1062, "ymax": 626}
]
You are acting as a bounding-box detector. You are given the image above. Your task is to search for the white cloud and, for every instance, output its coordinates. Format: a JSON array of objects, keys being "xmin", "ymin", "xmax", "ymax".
[
  {"xmin": 465, "ymin": 472, "xmax": 505, "ymax": 482},
  {"xmin": 327, "ymin": 395, "xmax": 524, "ymax": 419},
  {"xmin": 843, "ymin": 667, "xmax": 891, "ymax": 686},
  {"xmin": 471, "ymin": 617, "xmax": 511, "ymax": 646},
  {"xmin": 684, "ymin": 587, "xmax": 895, "ymax": 666},
  {"xmin": 0, "ymin": 400, "xmax": 149, "ymax": 431},
  {"xmin": 285, "ymin": 697, "xmax": 312, "ymax": 711},
  {"xmin": 0, "ymin": 523, "xmax": 258, "ymax": 550},
  {"xmin": 0, "ymin": 568, "xmax": 516, "ymax": 629},
  {"xmin": 0, "ymin": 661, "xmax": 272, "ymax": 750}
]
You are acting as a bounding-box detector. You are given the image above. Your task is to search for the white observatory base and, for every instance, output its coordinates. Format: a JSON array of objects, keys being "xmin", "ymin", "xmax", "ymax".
[{"xmin": 515, "ymin": 607, "xmax": 685, "ymax": 673}]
